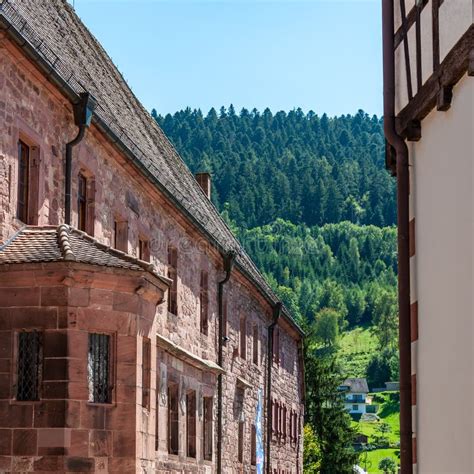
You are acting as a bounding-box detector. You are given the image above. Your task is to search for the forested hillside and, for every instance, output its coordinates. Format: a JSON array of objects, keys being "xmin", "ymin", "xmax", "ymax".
[{"xmin": 153, "ymin": 107, "xmax": 396, "ymax": 229}]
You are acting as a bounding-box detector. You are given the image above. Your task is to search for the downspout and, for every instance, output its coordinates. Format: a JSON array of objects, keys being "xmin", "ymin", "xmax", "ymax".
[
  {"xmin": 65, "ymin": 92, "xmax": 95, "ymax": 225},
  {"xmin": 217, "ymin": 250, "xmax": 236, "ymax": 474},
  {"xmin": 266, "ymin": 301, "xmax": 282, "ymax": 474},
  {"xmin": 382, "ymin": 1, "xmax": 413, "ymax": 473},
  {"xmin": 296, "ymin": 338, "xmax": 305, "ymax": 474}
]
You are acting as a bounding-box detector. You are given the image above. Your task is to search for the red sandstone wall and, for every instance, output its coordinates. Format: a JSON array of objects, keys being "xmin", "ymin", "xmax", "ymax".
[{"xmin": 0, "ymin": 37, "xmax": 303, "ymax": 473}]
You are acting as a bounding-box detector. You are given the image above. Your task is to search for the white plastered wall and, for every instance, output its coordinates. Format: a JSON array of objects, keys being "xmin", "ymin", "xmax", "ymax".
[{"xmin": 410, "ymin": 74, "xmax": 474, "ymax": 473}]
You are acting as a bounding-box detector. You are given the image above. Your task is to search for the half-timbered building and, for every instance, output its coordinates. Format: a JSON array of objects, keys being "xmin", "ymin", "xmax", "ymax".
[{"xmin": 382, "ymin": 1, "xmax": 473, "ymax": 472}]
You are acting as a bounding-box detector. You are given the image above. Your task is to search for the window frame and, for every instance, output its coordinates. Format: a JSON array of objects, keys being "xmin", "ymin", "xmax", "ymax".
[
  {"xmin": 138, "ymin": 237, "xmax": 151, "ymax": 262},
  {"xmin": 252, "ymin": 324, "xmax": 259, "ymax": 365},
  {"xmin": 203, "ymin": 396, "xmax": 213, "ymax": 461},
  {"xmin": 200, "ymin": 271, "xmax": 209, "ymax": 335},
  {"xmin": 240, "ymin": 314, "xmax": 247, "ymax": 359},
  {"xmin": 87, "ymin": 332, "xmax": 114, "ymax": 405},
  {"xmin": 142, "ymin": 337, "xmax": 151, "ymax": 409},
  {"xmin": 238, "ymin": 419, "xmax": 244, "ymax": 463},
  {"xmin": 113, "ymin": 218, "xmax": 128, "ymax": 253},
  {"xmin": 168, "ymin": 383, "xmax": 179, "ymax": 455},
  {"xmin": 14, "ymin": 330, "xmax": 43, "ymax": 402},
  {"xmin": 251, "ymin": 423, "xmax": 257, "ymax": 465},
  {"xmin": 186, "ymin": 390, "xmax": 197, "ymax": 458},
  {"xmin": 167, "ymin": 245, "xmax": 178, "ymax": 315},
  {"xmin": 16, "ymin": 138, "xmax": 40, "ymax": 225}
]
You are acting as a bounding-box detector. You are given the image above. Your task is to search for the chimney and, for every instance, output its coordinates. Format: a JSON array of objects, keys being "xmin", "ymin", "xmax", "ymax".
[{"xmin": 195, "ymin": 172, "xmax": 211, "ymax": 200}]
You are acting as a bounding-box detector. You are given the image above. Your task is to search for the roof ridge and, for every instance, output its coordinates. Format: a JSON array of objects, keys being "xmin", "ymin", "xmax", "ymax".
[{"xmin": 57, "ymin": 224, "xmax": 75, "ymax": 261}]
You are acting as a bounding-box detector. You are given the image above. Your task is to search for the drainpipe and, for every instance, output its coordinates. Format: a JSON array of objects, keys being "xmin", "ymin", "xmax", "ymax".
[
  {"xmin": 217, "ymin": 250, "xmax": 236, "ymax": 474},
  {"xmin": 65, "ymin": 92, "xmax": 95, "ymax": 225},
  {"xmin": 382, "ymin": 1, "xmax": 413, "ymax": 473},
  {"xmin": 266, "ymin": 302, "xmax": 282, "ymax": 474}
]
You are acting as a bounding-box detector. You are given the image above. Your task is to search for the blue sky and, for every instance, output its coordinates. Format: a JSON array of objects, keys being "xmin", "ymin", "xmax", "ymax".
[{"xmin": 72, "ymin": 0, "xmax": 382, "ymax": 117}]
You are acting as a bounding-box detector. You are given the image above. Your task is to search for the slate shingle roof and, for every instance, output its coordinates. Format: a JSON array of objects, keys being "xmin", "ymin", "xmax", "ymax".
[
  {"xmin": 0, "ymin": 225, "xmax": 169, "ymax": 284},
  {"xmin": 0, "ymin": 0, "xmax": 301, "ymax": 333}
]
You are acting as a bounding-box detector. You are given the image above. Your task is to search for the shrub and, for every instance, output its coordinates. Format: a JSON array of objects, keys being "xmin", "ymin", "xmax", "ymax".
[{"xmin": 378, "ymin": 456, "xmax": 397, "ymax": 474}]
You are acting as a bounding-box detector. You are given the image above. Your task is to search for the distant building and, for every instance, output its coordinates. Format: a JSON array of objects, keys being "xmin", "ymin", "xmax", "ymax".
[
  {"xmin": 339, "ymin": 378, "xmax": 369, "ymax": 415},
  {"xmin": 382, "ymin": 0, "xmax": 473, "ymax": 472},
  {"xmin": 0, "ymin": 1, "xmax": 304, "ymax": 472}
]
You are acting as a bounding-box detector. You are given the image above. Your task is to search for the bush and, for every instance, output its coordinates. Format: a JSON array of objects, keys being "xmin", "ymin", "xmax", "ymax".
[{"xmin": 378, "ymin": 456, "xmax": 397, "ymax": 474}]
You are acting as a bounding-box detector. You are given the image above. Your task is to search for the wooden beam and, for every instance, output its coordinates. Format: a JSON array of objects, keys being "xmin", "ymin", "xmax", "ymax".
[
  {"xmin": 394, "ymin": 0, "xmax": 429, "ymax": 49},
  {"xmin": 400, "ymin": 0, "xmax": 414, "ymax": 100},
  {"xmin": 436, "ymin": 85, "xmax": 453, "ymax": 111},
  {"xmin": 396, "ymin": 25, "xmax": 474, "ymax": 137},
  {"xmin": 432, "ymin": 0, "xmax": 440, "ymax": 70}
]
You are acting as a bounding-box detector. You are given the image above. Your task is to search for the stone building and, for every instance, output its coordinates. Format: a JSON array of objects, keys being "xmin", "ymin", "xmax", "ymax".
[
  {"xmin": 382, "ymin": 0, "xmax": 473, "ymax": 472},
  {"xmin": 0, "ymin": 1, "xmax": 304, "ymax": 473}
]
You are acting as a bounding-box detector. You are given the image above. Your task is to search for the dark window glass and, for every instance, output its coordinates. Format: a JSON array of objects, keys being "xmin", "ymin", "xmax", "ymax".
[
  {"xmin": 17, "ymin": 140, "xmax": 30, "ymax": 223},
  {"xmin": 16, "ymin": 331, "xmax": 42, "ymax": 401},
  {"xmin": 78, "ymin": 173, "xmax": 87, "ymax": 231},
  {"xmin": 186, "ymin": 391, "xmax": 197, "ymax": 458},
  {"xmin": 88, "ymin": 333, "xmax": 111, "ymax": 403},
  {"xmin": 222, "ymin": 298, "xmax": 228, "ymax": 339},
  {"xmin": 200, "ymin": 271, "xmax": 209, "ymax": 335},
  {"xmin": 203, "ymin": 396, "xmax": 213, "ymax": 461},
  {"xmin": 167, "ymin": 246, "xmax": 178, "ymax": 315},
  {"xmin": 251, "ymin": 424, "xmax": 256, "ymax": 465},
  {"xmin": 238, "ymin": 420, "xmax": 244, "ymax": 462},
  {"xmin": 142, "ymin": 338, "xmax": 151, "ymax": 408},
  {"xmin": 168, "ymin": 384, "xmax": 179, "ymax": 455},
  {"xmin": 240, "ymin": 315, "xmax": 246, "ymax": 359},
  {"xmin": 253, "ymin": 324, "xmax": 259, "ymax": 365}
]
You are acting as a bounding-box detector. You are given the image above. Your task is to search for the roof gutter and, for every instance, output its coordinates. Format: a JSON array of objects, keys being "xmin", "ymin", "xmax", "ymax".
[
  {"xmin": 382, "ymin": 1, "xmax": 413, "ymax": 472},
  {"xmin": 216, "ymin": 250, "xmax": 236, "ymax": 474}
]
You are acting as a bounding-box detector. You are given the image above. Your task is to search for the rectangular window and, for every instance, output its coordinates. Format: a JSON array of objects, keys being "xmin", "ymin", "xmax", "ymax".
[
  {"xmin": 293, "ymin": 412, "xmax": 298, "ymax": 441},
  {"xmin": 251, "ymin": 424, "xmax": 256, "ymax": 465},
  {"xmin": 168, "ymin": 384, "xmax": 179, "ymax": 455},
  {"xmin": 138, "ymin": 238, "xmax": 150, "ymax": 262},
  {"xmin": 77, "ymin": 173, "xmax": 95, "ymax": 235},
  {"xmin": 203, "ymin": 396, "xmax": 213, "ymax": 461},
  {"xmin": 253, "ymin": 324, "xmax": 259, "ymax": 365},
  {"xmin": 283, "ymin": 405, "xmax": 287, "ymax": 439},
  {"xmin": 200, "ymin": 271, "xmax": 209, "ymax": 335},
  {"xmin": 88, "ymin": 333, "xmax": 112, "ymax": 404},
  {"xmin": 167, "ymin": 245, "xmax": 178, "ymax": 315},
  {"xmin": 17, "ymin": 140, "xmax": 30, "ymax": 223},
  {"xmin": 16, "ymin": 331, "xmax": 42, "ymax": 401},
  {"xmin": 352, "ymin": 404, "xmax": 358, "ymax": 411},
  {"xmin": 222, "ymin": 297, "xmax": 228, "ymax": 339},
  {"xmin": 142, "ymin": 337, "xmax": 151, "ymax": 409},
  {"xmin": 114, "ymin": 219, "xmax": 128, "ymax": 253},
  {"xmin": 240, "ymin": 315, "xmax": 246, "ymax": 359},
  {"xmin": 186, "ymin": 391, "xmax": 197, "ymax": 458},
  {"xmin": 77, "ymin": 173, "xmax": 87, "ymax": 232},
  {"xmin": 273, "ymin": 326, "xmax": 280, "ymax": 364},
  {"xmin": 238, "ymin": 420, "xmax": 244, "ymax": 463}
]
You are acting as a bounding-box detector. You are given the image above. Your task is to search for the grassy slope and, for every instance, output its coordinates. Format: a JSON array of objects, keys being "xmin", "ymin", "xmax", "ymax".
[
  {"xmin": 354, "ymin": 392, "xmax": 400, "ymax": 473},
  {"xmin": 338, "ymin": 326, "xmax": 378, "ymax": 378},
  {"xmin": 338, "ymin": 328, "xmax": 400, "ymax": 472}
]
